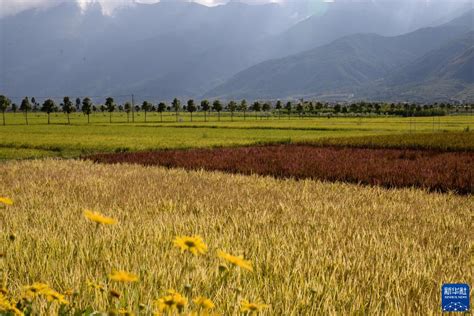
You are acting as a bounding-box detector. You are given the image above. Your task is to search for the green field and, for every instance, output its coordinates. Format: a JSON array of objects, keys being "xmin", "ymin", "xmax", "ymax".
[{"xmin": 1, "ymin": 113, "xmax": 472, "ymax": 159}]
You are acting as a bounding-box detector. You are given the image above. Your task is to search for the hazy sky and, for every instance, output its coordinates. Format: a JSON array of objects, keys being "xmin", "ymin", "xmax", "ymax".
[
  {"xmin": 2, "ymin": 0, "xmax": 274, "ymax": 16},
  {"xmin": 0, "ymin": 0, "xmax": 471, "ymax": 17}
]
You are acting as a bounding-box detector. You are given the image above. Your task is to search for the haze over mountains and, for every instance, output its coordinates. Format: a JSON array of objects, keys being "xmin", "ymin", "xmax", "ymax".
[
  {"xmin": 209, "ymin": 11, "xmax": 474, "ymax": 101},
  {"xmin": 0, "ymin": 0, "xmax": 473, "ymax": 102}
]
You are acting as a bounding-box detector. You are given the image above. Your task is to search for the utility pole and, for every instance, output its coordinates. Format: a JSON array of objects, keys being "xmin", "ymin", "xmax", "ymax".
[{"xmin": 131, "ymin": 94, "xmax": 135, "ymax": 123}]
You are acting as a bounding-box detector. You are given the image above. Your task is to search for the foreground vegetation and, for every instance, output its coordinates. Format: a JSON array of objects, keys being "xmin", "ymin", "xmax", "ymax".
[
  {"xmin": 0, "ymin": 113, "xmax": 472, "ymax": 159},
  {"xmin": 1, "ymin": 160, "xmax": 472, "ymax": 314}
]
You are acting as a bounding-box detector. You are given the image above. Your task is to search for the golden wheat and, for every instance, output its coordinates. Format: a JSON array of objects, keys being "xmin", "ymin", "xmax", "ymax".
[{"xmin": 0, "ymin": 159, "xmax": 472, "ymax": 315}]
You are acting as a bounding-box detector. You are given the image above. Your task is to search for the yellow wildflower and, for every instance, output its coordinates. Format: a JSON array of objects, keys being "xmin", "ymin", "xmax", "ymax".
[
  {"xmin": 155, "ymin": 290, "xmax": 187, "ymax": 313},
  {"xmin": 193, "ymin": 296, "xmax": 215, "ymax": 310},
  {"xmin": 43, "ymin": 289, "xmax": 69, "ymax": 305},
  {"xmin": 109, "ymin": 270, "xmax": 138, "ymax": 283},
  {"xmin": 173, "ymin": 236, "xmax": 208, "ymax": 255},
  {"xmin": 240, "ymin": 299, "xmax": 269, "ymax": 313},
  {"xmin": 0, "ymin": 293, "xmax": 10, "ymax": 308},
  {"xmin": 87, "ymin": 280, "xmax": 105, "ymax": 292},
  {"xmin": 0, "ymin": 197, "xmax": 13, "ymax": 206},
  {"xmin": 23, "ymin": 282, "xmax": 50, "ymax": 298},
  {"xmin": 0, "ymin": 294, "xmax": 23, "ymax": 315},
  {"xmin": 217, "ymin": 251, "xmax": 253, "ymax": 272},
  {"xmin": 84, "ymin": 209, "xmax": 117, "ymax": 225},
  {"xmin": 116, "ymin": 308, "xmax": 135, "ymax": 315},
  {"xmin": 187, "ymin": 312, "xmax": 220, "ymax": 316},
  {"xmin": 64, "ymin": 289, "xmax": 74, "ymax": 296}
]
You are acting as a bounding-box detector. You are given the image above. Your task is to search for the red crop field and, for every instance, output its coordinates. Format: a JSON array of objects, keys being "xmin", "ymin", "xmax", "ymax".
[{"xmin": 87, "ymin": 145, "xmax": 473, "ymax": 194}]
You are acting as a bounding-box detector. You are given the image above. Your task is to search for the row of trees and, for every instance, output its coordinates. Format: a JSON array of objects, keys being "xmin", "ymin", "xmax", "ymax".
[{"xmin": 0, "ymin": 95, "xmax": 472, "ymax": 125}]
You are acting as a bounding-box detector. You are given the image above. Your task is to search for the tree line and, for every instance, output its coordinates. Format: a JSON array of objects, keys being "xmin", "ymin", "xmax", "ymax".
[{"xmin": 0, "ymin": 95, "xmax": 472, "ymax": 125}]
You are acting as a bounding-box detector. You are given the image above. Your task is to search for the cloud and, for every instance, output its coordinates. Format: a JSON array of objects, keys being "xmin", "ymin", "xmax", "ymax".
[
  {"xmin": 0, "ymin": 0, "xmax": 470, "ymax": 17},
  {"xmin": 0, "ymin": 0, "xmax": 64, "ymax": 16},
  {"xmin": 0, "ymin": 0, "xmax": 282, "ymax": 17}
]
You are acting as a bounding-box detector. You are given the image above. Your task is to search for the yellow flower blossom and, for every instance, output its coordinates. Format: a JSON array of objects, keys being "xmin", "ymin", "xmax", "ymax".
[
  {"xmin": 155, "ymin": 290, "xmax": 187, "ymax": 313},
  {"xmin": 64, "ymin": 289, "xmax": 74, "ymax": 296},
  {"xmin": 87, "ymin": 280, "xmax": 105, "ymax": 292},
  {"xmin": 173, "ymin": 236, "xmax": 208, "ymax": 255},
  {"xmin": 116, "ymin": 308, "xmax": 135, "ymax": 315},
  {"xmin": 193, "ymin": 296, "xmax": 215, "ymax": 310},
  {"xmin": 0, "ymin": 197, "xmax": 13, "ymax": 206},
  {"xmin": 217, "ymin": 251, "xmax": 253, "ymax": 272},
  {"xmin": 84, "ymin": 209, "xmax": 117, "ymax": 225},
  {"xmin": 187, "ymin": 311, "xmax": 220, "ymax": 316},
  {"xmin": 0, "ymin": 294, "xmax": 23, "ymax": 315},
  {"xmin": 240, "ymin": 299, "xmax": 269, "ymax": 314},
  {"xmin": 43, "ymin": 289, "xmax": 69, "ymax": 305},
  {"xmin": 109, "ymin": 270, "xmax": 138, "ymax": 283},
  {"xmin": 23, "ymin": 282, "xmax": 50, "ymax": 298}
]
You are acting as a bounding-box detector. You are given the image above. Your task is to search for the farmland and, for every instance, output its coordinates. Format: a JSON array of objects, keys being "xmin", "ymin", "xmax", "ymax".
[
  {"xmin": 88, "ymin": 145, "xmax": 474, "ymax": 194},
  {"xmin": 2, "ymin": 3, "xmax": 474, "ymax": 314},
  {"xmin": 0, "ymin": 113, "xmax": 473, "ymax": 315},
  {"xmin": 1, "ymin": 159, "xmax": 472, "ymax": 314},
  {"xmin": 0, "ymin": 113, "xmax": 472, "ymax": 159}
]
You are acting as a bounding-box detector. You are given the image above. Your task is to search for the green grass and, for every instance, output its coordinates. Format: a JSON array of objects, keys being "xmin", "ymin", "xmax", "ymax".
[
  {"xmin": 3, "ymin": 111, "xmax": 473, "ymax": 130},
  {"xmin": 0, "ymin": 113, "xmax": 472, "ymax": 159}
]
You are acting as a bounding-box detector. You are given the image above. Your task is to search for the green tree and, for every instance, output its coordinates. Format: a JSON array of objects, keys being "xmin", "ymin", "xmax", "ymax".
[
  {"xmin": 11, "ymin": 103, "xmax": 17, "ymax": 114},
  {"xmin": 142, "ymin": 101, "xmax": 151, "ymax": 122},
  {"xmin": 31, "ymin": 97, "xmax": 39, "ymax": 112},
  {"xmin": 374, "ymin": 103, "xmax": 381, "ymax": 114},
  {"xmin": 124, "ymin": 102, "xmax": 132, "ymax": 123},
  {"xmin": 212, "ymin": 100, "xmax": 223, "ymax": 121},
  {"xmin": 41, "ymin": 99, "xmax": 55, "ymax": 124},
  {"xmin": 105, "ymin": 97, "xmax": 115, "ymax": 123},
  {"xmin": 307, "ymin": 102, "xmax": 315, "ymax": 116},
  {"xmin": 62, "ymin": 96, "xmax": 74, "ymax": 124},
  {"xmin": 239, "ymin": 99, "xmax": 248, "ymax": 120},
  {"xmin": 158, "ymin": 102, "xmax": 167, "ymax": 122},
  {"xmin": 76, "ymin": 98, "xmax": 81, "ymax": 112},
  {"xmin": 275, "ymin": 100, "xmax": 282, "ymax": 119},
  {"xmin": 251, "ymin": 101, "xmax": 261, "ymax": 119},
  {"xmin": 285, "ymin": 101, "xmax": 292, "ymax": 119},
  {"xmin": 296, "ymin": 102, "xmax": 304, "ymax": 118},
  {"xmin": 82, "ymin": 97, "xmax": 93, "ymax": 123},
  {"xmin": 0, "ymin": 95, "xmax": 11, "ymax": 126},
  {"xmin": 187, "ymin": 99, "xmax": 197, "ymax": 122},
  {"xmin": 200, "ymin": 100, "xmax": 210, "ymax": 122},
  {"xmin": 262, "ymin": 102, "xmax": 271, "ymax": 119},
  {"xmin": 172, "ymin": 98, "xmax": 181, "ymax": 122},
  {"xmin": 334, "ymin": 104, "xmax": 341, "ymax": 114},
  {"xmin": 20, "ymin": 97, "xmax": 32, "ymax": 125},
  {"xmin": 227, "ymin": 100, "xmax": 237, "ymax": 121}
]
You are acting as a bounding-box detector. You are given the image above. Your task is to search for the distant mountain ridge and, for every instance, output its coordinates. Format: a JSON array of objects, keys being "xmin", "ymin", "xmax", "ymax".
[
  {"xmin": 206, "ymin": 10, "xmax": 474, "ymax": 102},
  {"xmin": 0, "ymin": 2, "xmax": 472, "ymax": 102}
]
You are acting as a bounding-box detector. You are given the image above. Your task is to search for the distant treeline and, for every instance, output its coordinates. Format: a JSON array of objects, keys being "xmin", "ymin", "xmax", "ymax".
[{"xmin": 1, "ymin": 95, "xmax": 473, "ymax": 125}]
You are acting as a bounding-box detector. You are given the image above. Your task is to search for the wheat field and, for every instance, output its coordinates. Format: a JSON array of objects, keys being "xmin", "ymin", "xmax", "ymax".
[{"xmin": 1, "ymin": 159, "xmax": 472, "ymax": 315}]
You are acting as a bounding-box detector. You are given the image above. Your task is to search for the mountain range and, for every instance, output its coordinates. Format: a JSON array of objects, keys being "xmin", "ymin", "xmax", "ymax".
[
  {"xmin": 208, "ymin": 10, "xmax": 474, "ymax": 102},
  {"xmin": 0, "ymin": 1, "xmax": 473, "ymax": 102}
]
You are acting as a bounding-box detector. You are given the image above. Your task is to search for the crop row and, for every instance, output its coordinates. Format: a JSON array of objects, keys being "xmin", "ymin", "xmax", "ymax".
[{"xmin": 88, "ymin": 145, "xmax": 473, "ymax": 194}]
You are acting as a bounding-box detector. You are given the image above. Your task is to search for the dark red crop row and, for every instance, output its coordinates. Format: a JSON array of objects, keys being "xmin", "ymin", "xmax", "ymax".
[{"xmin": 86, "ymin": 145, "xmax": 473, "ymax": 194}]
